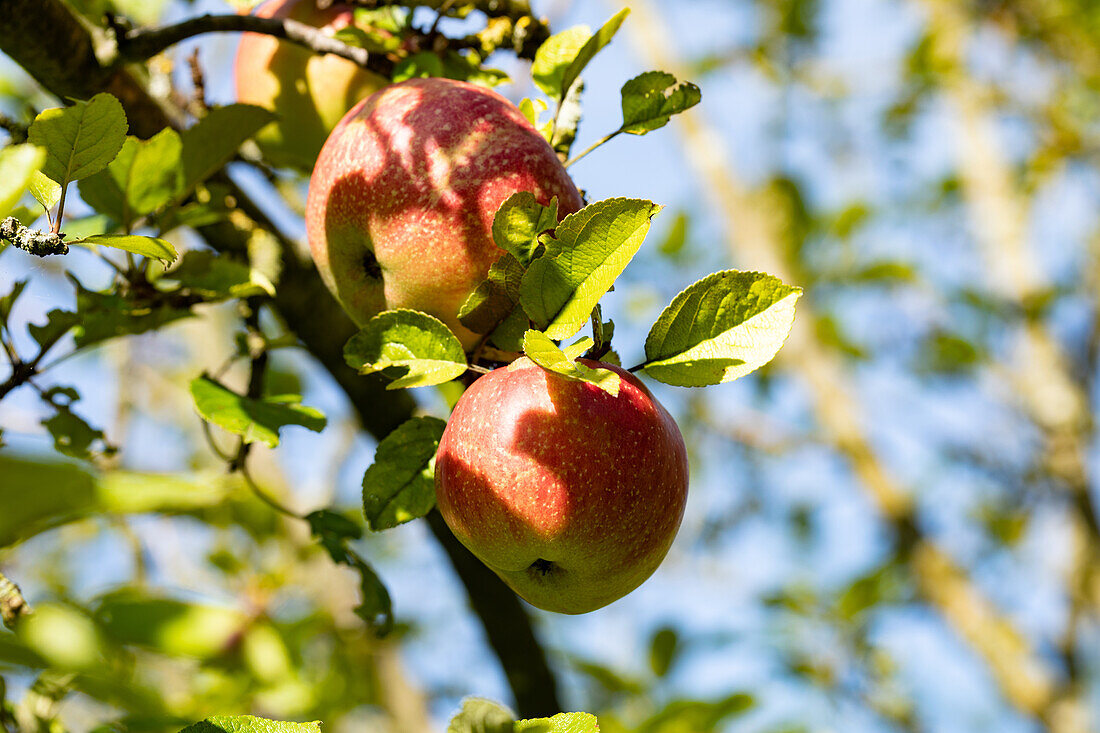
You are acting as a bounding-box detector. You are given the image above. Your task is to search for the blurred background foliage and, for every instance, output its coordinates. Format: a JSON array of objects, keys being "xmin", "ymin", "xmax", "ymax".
[{"xmin": 2, "ymin": 0, "xmax": 1100, "ymax": 732}]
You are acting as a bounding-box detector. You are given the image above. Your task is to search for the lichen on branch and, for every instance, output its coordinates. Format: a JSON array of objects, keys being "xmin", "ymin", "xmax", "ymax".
[{"xmin": 0, "ymin": 217, "xmax": 68, "ymax": 257}]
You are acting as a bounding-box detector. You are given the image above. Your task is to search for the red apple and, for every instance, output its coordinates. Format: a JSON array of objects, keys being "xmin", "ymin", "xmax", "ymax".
[
  {"xmin": 306, "ymin": 77, "xmax": 584, "ymax": 348},
  {"xmin": 234, "ymin": 0, "xmax": 388, "ymax": 171},
  {"xmin": 435, "ymin": 358, "xmax": 689, "ymax": 614}
]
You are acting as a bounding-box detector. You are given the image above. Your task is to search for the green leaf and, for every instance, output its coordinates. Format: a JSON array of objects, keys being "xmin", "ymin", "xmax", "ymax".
[
  {"xmin": 163, "ymin": 250, "xmax": 273, "ymax": 299},
  {"xmin": 519, "ymin": 97, "xmax": 548, "ymax": 129},
  {"xmin": 78, "ymin": 129, "xmax": 183, "ymax": 227},
  {"xmin": 492, "ymin": 192, "xmax": 559, "ymax": 267},
  {"xmin": 521, "ymin": 198, "xmax": 661, "ymax": 340},
  {"xmin": 27, "ymin": 93, "xmax": 127, "ymax": 188},
  {"xmin": 634, "ymin": 694, "xmax": 754, "ymax": 733},
  {"xmin": 514, "ymin": 713, "xmax": 601, "ymax": 733},
  {"xmin": 458, "ymin": 253, "xmax": 526, "ymax": 340},
  {"xmin": 343, "ymin": 309, "xmax": 467, "ymax": 389},
  {"xmin": 0, "ymin": 279, "xmax": 27, "ymax": 328},
  {"xmin": 562, "ymin": 336, "xmax": 593, "ymax": 360},
  {"xmin": 189, "ymin": 375, "xmax": 327, "ymax": 448},
  {"xmin": 620, "ymin": 71, "xmax": 701, "ymax": 135},
  {"xmin": 642, "ymin": 270, "xmax": 801, "ymax": 387},
  {"xmin": 178, "ymin": 104, "xmax": 276, "ymax": 201},
  {"xmin": 648, "ymin": 626, "xmax": 679, "ymax": 677},
  {"xmin": 559, "ymin": 9, "xmax": 630, "ymax": 102},
  {"xmin": 0, "ymin": 454, "xmax": 237, "ymax": 548},
  {"xmin": 447, "ymin": 698, "xmax": 514, "ymax": 733},
  {"xmin": 70, "ymin": 275, "xmax": 192, "ymax": 349},
  {"xmin": 27, "ymin": 170, "xmax": 61, "ymax": 211},
  {"xmin": 0, "ymin": 143, "xmax": 46, "ymax": 218},
  {"xmin": 71, "ymin": 234, "xmax": 177, "ymax": 265},
  {"xmin": 96, "ymin": 592, "xmax": 247, "ymax": 659},
  {"xmin": 522, "ymin": 330, "xmax": 620, "ymax": 396},
  {"xmin": 349, "ymin": 555, "xmax": 393, "ymax": 637},
  {"xmin": 550, "ymin": 79, "xmax": 584, "ymax": 157},
  {"xmin": 393, "ymin": 51, "xmax": 445, "ymax": 82},
  {"xmin": 306, "ymin": 509, "xmax": 363, "ymax": 561},
  {"xmin": 532, "ymin": 26, "xmax": 591, "ymax": 98},
  {"xmin": 362, "ymin": 416, "xmax": 446, "ymax": 530},
  {"xmin": 178, "ymin": 716, "xmax": 322, "ymax": 733},
  {"xmin": 42, "ymin": 404, "xmax": 116, "ymax": 461}
]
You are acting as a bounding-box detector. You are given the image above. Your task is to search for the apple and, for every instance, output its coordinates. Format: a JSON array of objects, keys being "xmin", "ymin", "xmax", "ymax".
[
  {"xmin": 234, "ymin": 0, "xmax": 389, "ymax": 171},
  {"xmin": 434, "ymin": 357, "xmax": 689, "ymax": 614},
  {"xmin": 305, "ymin": 77, "xmax": 584, "ymax": 349}
]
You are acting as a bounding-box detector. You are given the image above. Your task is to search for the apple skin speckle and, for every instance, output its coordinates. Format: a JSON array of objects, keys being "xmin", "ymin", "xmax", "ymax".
[
  {"xmin": 435, "ymin": 358, "xmax": 689, "ymax": 614},
  {"xmin": 306, "ymin": 77, "xmax": 584, "ymax": 348}
]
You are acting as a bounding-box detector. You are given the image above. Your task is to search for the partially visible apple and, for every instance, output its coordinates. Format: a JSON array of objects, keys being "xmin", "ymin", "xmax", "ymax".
[
  {"xmin": 434, "ymin": 358, "xmax": 689, "ymax": 614},
  {"xmin": 306, "ymin": 77, "xmax": 584, "ymax": 349},
  {"xmin": 234, "ymin": 0, "xmax": 388, "ymax": 171}
]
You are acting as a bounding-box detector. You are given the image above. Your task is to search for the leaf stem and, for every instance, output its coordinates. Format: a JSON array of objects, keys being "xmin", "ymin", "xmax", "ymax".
[
  {"xmin": 51, "ymin": 184, "xmax": 67, "ymax": 236},
  {"xmin": 565, "ymin": 129, "xmax": 622, "ymax": 168},
  {"xmin": 240, "ymin": 459, "xmax": 302, "ymax": 520}
]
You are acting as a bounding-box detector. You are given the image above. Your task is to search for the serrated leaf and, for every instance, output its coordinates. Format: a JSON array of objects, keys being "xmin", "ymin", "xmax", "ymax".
[
  {"xmin": 514, "ymin": 713, "xmax": 601, "ymax": 733},
  {"xmin": 492, "ymin": 192, "xmax": 559, "ymax": 267},
  {"xmin": 28, "ymin": 93, "xmax": 127, "ymax": 188},
  {"xmin": 562, "ymin": 336, "xmax": 593, "ymax": 360},
  {"xmin": 343, "ymin": 309, "xmax": 467, "ymax": 389},
  {"xmin": 27, "ymin": 170, "xmax": 61, "ymax": 211},
  {"xmin": 189, "ymin": 376, "xmax": 326, "ymax": 448},
  {"xmin": 459, "ymin": 253, "xmax": 525, "ymax": 338},
  {"xmin": 620, "ymin": 71, "xmax": 701, "ymax": 135},
  {"xmin": 532, "ymin": 26, "xmax": 591, "ymax": 98},
  {"xmin": 522, "ymin": 330, "xmax": 619, "ymax": 396},
  {"xmin": 78, "ymin": 129, "xmax": 183, "ymax": 228},
  {"xmin": 178, "ymin": 104, "xmax": 275, "ymax": 201},
  {"xmin": 559, "ymin": 9, "xmax": 630, "ymax": 102},
  {"xmin": 71, "ymin": 234, "xmax": 177, "ymax": 265},
  {"xmin": 447, "ymin": 698, "xmax": 514, "ymax": 733},
  {"xmin": 178, "ymin": 716, "xmax": 322, "ymax": 733},
  {"xmin": 0, "ymin": 144, "xmax": 46, "ymax": 218},
  {"xmin": 362, "ymin": 416, "xmax": 446, "ymax": 530},
  {"xmin": 642, "ymin": 270, "xmax": 801, "ymax": 387},
  {"xmin": 521, "ymin": 198, "xmax": 661, "ymax": 340}
]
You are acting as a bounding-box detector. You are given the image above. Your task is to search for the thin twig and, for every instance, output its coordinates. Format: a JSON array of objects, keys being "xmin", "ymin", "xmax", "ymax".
[
  {"xmin": 117, "ymin": 14, "xmax": 395, "ymax": 77},
  {"xmin": 565, "ymin": 130, "xmax": 621, "ymax": 168}
]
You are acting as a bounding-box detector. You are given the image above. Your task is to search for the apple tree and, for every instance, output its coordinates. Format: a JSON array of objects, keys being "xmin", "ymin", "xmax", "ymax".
[{"xmin": 0, "ymin": 1, "xmax": 800, "ymax": 731}]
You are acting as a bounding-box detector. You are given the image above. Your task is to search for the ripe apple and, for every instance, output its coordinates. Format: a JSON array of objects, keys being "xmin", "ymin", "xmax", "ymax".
[
  {"xmin": 434, "ymin": 358, "xmax": 689, "ymax": 614},
  {"xmin": 306, "ymin": 77, "xmax": 584, "ymax": 349},
  {"xmin": 234, "ymin": 0, "xmax": 388, "ymax": 171}
]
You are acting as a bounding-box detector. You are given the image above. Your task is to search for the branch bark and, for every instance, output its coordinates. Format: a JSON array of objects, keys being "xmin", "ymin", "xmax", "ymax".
[
  {"xmin": 117, "ymin": 14, "xmax": 395, "ymax": 77},
  {"xmin": 0, "ymin": 0, "xmax": 561, "ymax": 716}
]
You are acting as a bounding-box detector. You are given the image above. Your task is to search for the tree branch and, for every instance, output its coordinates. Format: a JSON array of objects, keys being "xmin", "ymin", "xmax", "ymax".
[{"xmin": 117, "ymin": 13, "xmax": 395, "ymax": 78}]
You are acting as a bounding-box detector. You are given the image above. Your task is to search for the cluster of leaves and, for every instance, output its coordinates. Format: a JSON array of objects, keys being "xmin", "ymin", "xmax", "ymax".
[{"xmin": 174, "ymin": 701, "xmax": 599, "ymax": 733}]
